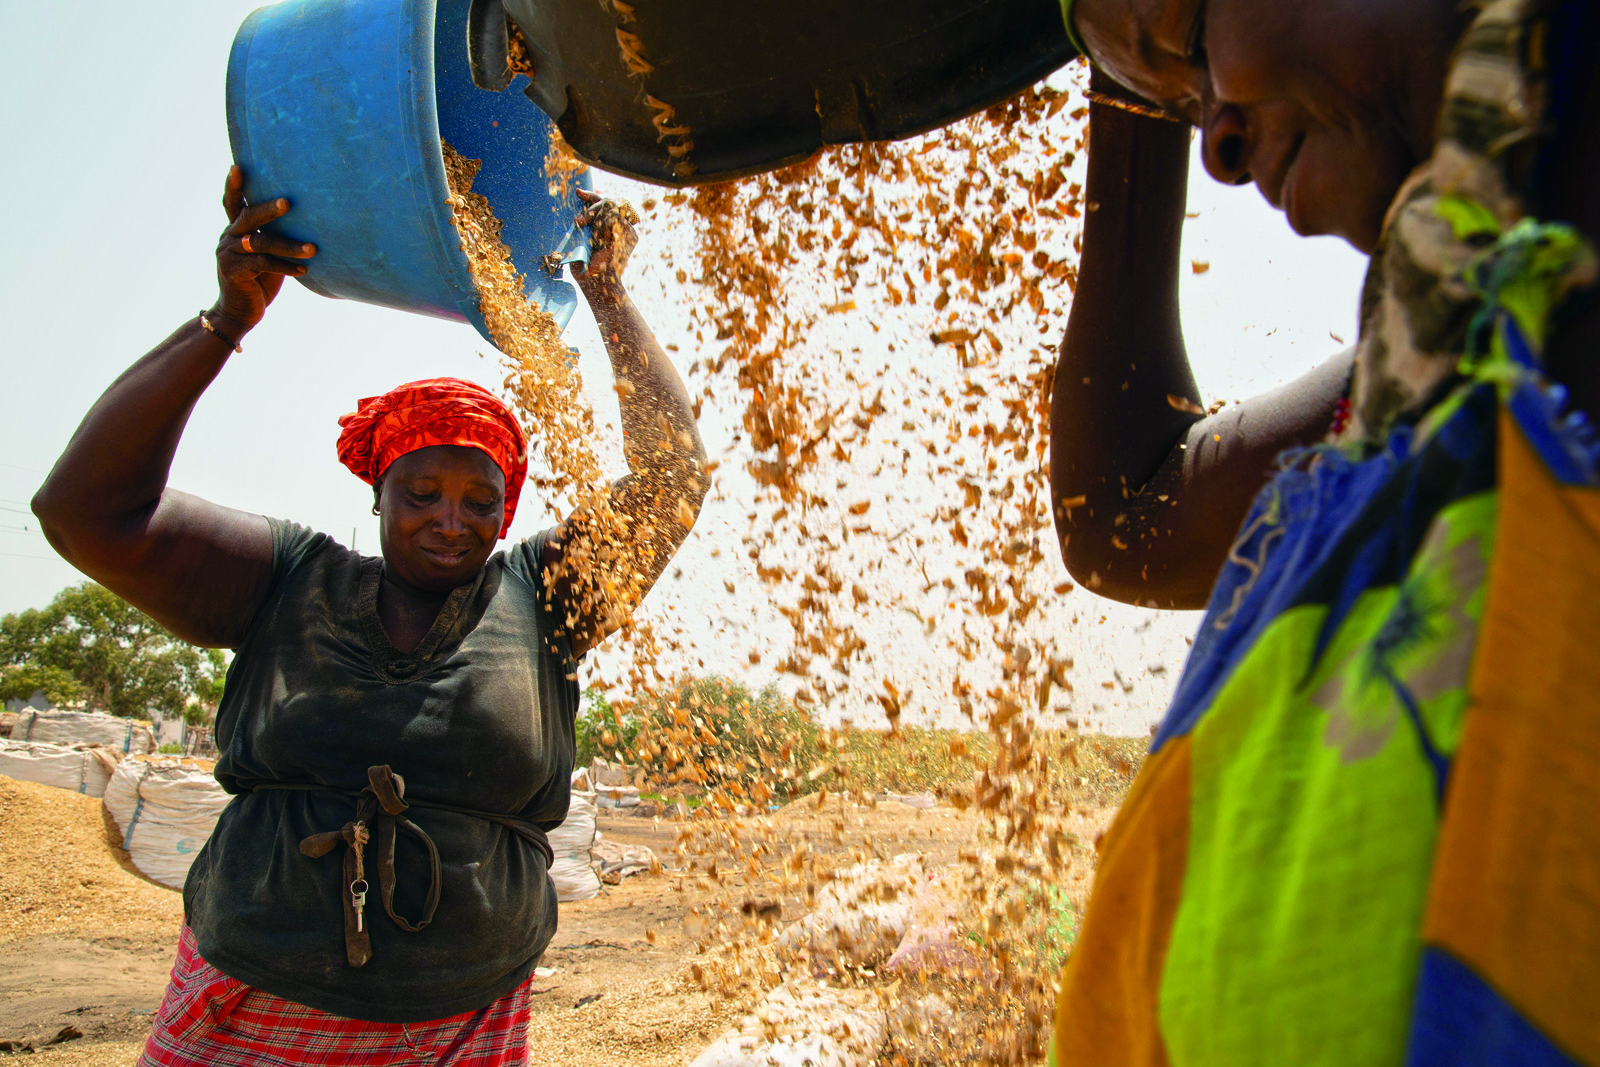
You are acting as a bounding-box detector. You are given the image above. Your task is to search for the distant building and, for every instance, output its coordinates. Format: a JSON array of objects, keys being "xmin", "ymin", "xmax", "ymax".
[{"xmin": 149, "ymin": 712, "xmax": 187, "ymax": 750}]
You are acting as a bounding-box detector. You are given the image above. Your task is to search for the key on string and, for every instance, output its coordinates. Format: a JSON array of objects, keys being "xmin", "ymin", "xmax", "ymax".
[{"xmin": 351, "ymin": 878, "xmax": 369, "ymax": 933}]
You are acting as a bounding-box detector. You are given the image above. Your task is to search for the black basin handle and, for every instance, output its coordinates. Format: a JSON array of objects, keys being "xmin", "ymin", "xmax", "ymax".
[{"xmin": 467, "ymin": 0, "xmax": 515, "ymax": 92}]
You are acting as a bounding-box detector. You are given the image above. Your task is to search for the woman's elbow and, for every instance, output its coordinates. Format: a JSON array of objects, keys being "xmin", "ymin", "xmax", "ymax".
[
  {"xmin": 31, "ymin": 480, "xmax": 73, "ymax": 541},
  {"xmin": 31, "ymin": 484, "xmax": 87, "ymax": 567},
  {"xmin": 31, "ymin": 477, "xmax": 146, "ymax": 567},
  {"xmin": 1057, "ymin": 523, "xmax": 1211, "ymax": 610},
  {"xmin": 1059, "ymin": 537, "xmax": 1147, "ymax": 606}
]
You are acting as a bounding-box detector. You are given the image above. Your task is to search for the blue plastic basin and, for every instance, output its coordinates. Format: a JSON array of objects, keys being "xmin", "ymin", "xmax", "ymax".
[{"xmin": 226, "ymin": 0, "xmax": 589, "ymax": 342}]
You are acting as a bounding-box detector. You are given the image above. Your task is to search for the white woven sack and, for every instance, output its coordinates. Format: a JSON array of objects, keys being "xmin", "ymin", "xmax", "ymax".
[
  {"xmin": 13, "ymin": 709, "xmax": 155, "ymax": 755},
  {"xmin": 103, "ymin": 759, "xmax": 232, "ymax": 889},
  {"xmin": 0, "ymin": 738, "xmax": 118, "ymax": 797},
  {"xmin": 588, "ymin": 758, "xmax": 632, "ymax": 787},
  {"xmin": 547, "ymin": 789, "xmax": 600, "ymax": 902},
  {"xmin": 595, "ymin": 783, "xmax": 641, "ymax": 808}
]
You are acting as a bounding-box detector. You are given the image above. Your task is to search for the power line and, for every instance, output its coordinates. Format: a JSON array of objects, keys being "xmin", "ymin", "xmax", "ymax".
[{"xmin": 0, "ymin": 550, "xmax": 57, "ymax": 561}]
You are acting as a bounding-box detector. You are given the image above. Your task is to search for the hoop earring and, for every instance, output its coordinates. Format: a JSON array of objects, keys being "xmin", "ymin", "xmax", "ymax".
[{"xmin": 371, "ymin": 505, "xmax": 381, "ymax": 516}]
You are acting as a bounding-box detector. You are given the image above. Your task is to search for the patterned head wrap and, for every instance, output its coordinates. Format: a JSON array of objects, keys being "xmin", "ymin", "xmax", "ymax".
[{"xmin": 335, "ymin": 377, "xmax": 528, "ymax": 538}]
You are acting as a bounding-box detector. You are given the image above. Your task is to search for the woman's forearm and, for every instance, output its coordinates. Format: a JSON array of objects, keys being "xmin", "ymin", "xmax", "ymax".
[
  {"xmin": 583, "ymin": 280, "xmax": 707, "ymax": 481},
  {"xmin": 552, "ymin": 275, "xmax": 707, "ymax": 656},
  {"xmin": 30, "ymin": 173, "xmax": 307, "ymax": 647},
  {"xmin": 31, "ymin": 311, "xmax": 278, "ymax": 649},
  {"xmin": 36, "ymin": 175, "xmax": 306, "ymax": 555},
  {"xmin": 1049, "ymin": 89, "xmax": 1197, "ymax": 591},
  {"xmin": 1049, "ymin": 86, "xmax": 1349, "ymax": 608},
  {"xmin": 33, "ymin": 317, "xmax": 237, "ymax": 548}
]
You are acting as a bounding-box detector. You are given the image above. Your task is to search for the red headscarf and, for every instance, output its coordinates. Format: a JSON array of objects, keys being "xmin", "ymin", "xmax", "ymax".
[{"xmin": 335, "ymin": 378, "xmax": 528, "ymax": 538}]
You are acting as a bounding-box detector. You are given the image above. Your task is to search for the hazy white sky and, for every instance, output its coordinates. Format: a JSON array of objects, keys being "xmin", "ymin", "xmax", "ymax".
[{"xmin": 0, "ymin": 0, "xmax": 1369, "ymax": 731}]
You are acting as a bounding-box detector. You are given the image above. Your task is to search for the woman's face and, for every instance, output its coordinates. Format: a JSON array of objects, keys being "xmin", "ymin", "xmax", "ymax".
[
  {"xmin": 1076, "ymin": 0, "xmax": 1465, "ymax": 252},
  {"xmin": 376, "ymin": 445, "xmax": 506, "ymax": 593}
]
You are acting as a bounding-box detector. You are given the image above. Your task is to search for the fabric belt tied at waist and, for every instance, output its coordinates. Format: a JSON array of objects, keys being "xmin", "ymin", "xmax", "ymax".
[{"xmin": 252, "ymin": 765, "xmax": 554, "ymax": 968}]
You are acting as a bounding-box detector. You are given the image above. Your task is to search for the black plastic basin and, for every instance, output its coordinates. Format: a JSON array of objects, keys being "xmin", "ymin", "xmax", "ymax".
[{"xmin": 468, "ymin": 0, "xmax": 1078, "ymax": 186}]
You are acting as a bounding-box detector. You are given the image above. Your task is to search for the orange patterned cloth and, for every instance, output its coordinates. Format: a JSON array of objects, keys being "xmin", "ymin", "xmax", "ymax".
[{"xmin": 336, "ymin": 378, "xmax": 528, "ymax": 537}]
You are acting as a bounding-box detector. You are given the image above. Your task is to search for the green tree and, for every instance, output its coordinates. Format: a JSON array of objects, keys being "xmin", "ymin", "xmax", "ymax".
[
  {"xmin": 623, "ymin": 674, "xmax": 824, "ymax": 803},
  {"xmin": 574, "ymin": 686, "xmax": 631, "ymax": 768},
  {"xmin": 183, "ymin": 647, "xmax": 230, "ymax": 726},
  {"xmin": 0, "ymin": 582, "xmax": 227, "ymax": 719}
]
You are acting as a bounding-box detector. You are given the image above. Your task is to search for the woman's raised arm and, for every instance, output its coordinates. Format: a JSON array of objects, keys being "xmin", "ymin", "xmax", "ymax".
[
  {"xmin": 1050, "ymin": 77, "xmax": 1351, "ymax": 609},
  {"xmin": 31, "ymin": 167, "xmax": 317, "ymax": 648},
  {"xmin": 543, "ymin": 192, "xmax": 709, "ymax": 657}
]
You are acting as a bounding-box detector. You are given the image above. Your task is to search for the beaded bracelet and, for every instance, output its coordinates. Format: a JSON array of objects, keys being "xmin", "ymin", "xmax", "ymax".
[
  {"xmin": 1086, "ymin": 90, "xmax": 1186, "ymax": 124},
  {"xmin": 198, "ymin": 311, "xmax": 244, "ymax": 353}
]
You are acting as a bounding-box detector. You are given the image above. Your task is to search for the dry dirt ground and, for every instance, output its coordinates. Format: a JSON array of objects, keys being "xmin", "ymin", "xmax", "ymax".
[{"xmin": 0, "ymin": 776, "xmax": 1116, "ymax": 1066}]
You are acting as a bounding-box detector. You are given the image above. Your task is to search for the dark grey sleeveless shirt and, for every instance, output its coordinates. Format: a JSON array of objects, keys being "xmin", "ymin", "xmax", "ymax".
[{"xmin": 183, "ymin": 519, "xmax": 579, "ymax": 1022}]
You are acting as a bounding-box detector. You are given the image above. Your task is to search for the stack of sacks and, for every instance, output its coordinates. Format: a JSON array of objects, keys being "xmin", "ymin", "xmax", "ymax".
[
  {"xmin": 548, "ymin": 768, "xmax": 601, "ymax": 901},
  {"xmin": 12, "ymin": 708, "xmax": 155, "ymax": 755},
  {"xmin": 0, "ymin": 738, "xmax": 119, "ymax": 797},
  {"xmin": 102, "ymin": 757, "xmax": 231, "ymax": 889}
]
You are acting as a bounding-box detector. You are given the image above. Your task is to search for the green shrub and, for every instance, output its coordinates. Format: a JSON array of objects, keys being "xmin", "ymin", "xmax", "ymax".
[
  {"xmin": 623, "ymin": 674, "xmax": 825, "ymax": 804},
  {"xmin": 1033, "ymin": 882, "xmax": 1080, "ymax": 973},
  {"xmin": 574, "ymin": 686, "xmax": 640, "ymax": 769},
  {"xmin": 582, "ymin": 673, "xmax": 1148, "ymax": 812},
  {"xmin": 577, "ymin": 675, "xmax": 827, "ymax": 804}
]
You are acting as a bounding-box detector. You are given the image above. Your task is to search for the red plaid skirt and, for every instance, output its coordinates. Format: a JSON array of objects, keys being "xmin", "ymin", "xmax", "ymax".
[{"xmin": 138, "ymin": 927, "xmax": 532, "ymax": 1066}]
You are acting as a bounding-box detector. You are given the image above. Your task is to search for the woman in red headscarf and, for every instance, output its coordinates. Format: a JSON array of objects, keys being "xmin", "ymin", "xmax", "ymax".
[{"xmin": 31, "ymin": 169, "xmax": 706, "ymax": 1066}]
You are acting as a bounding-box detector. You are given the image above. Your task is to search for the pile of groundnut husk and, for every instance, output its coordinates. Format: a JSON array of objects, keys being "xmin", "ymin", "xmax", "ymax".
[{"xmin": 445, "ymin": 64, "xmax": 1142, "ymax": 1064}]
